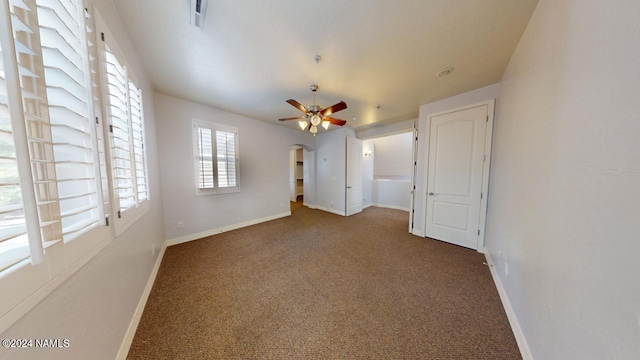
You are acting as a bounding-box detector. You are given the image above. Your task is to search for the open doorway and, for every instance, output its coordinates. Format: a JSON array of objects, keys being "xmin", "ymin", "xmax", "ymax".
[
  {"xmin": 289, "ymin": 146, "xmax": 304, "ymax": 211},
  {"xmin": 361, "ymin": 130, "xmax": 415, "ymax": 227},
  {"xmin": 288, "ymin": 144, "xmax": 314, "ymax": 212}
]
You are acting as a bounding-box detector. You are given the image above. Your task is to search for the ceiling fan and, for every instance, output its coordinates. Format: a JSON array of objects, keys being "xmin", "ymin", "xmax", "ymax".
[{"xmin": 279, "ymin": 84, "xmax": 347, "ymax": 135}]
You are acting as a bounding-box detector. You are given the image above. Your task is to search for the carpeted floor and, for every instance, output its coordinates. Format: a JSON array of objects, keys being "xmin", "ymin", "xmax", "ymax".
[{"xmin": 127, "ymin": 204, "xmax": 521, "ymax": 359}]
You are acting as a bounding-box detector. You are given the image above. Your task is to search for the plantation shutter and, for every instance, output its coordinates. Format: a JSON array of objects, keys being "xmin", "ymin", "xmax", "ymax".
[
  {"xmin": 83, "ymin": 5, "xmax": 110, "ymax": 221},
  {"xmin": 196, "ymin": 126, "xmax": 213, "ymax": 189},
  {"xmin": 104, "ymin": 45, "xmax": 135, "ymax": 212},
  {"xmin": 0, "ymin": 33, "xmax": 30, "ymax": 271},
  {"xmin": 8, "ymin": 0, "xmax": 60, "ymax": 259},
  {"xmin": 36, "ymin": 0, "xmax": 102, "ymax": 241},
  {"xmin": 128, "ymin": 81, "xmax": 147, "ymax": 201},
  {"xmin": 193, "ymin": 120, "xmax": 239, "ymax": 195},
  {"xmin": 215, "ymin": 129, "xmax": 237, "ymax": 188}
]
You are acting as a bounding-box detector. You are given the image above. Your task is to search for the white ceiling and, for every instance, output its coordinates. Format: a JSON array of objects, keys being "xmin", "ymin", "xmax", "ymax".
[{"xmin": 111, "ymin": 0, "xmax": 538, "ymax": 130}]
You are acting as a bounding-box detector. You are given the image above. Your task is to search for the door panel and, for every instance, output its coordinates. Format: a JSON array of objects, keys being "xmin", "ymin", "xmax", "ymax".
[
  {"xmin": 426, "ymin": 105, "xmax": 487, "ymax": 249},
  {"xmin": 346, "ymin": 136, "xmax": 363, "ymax": 216}
]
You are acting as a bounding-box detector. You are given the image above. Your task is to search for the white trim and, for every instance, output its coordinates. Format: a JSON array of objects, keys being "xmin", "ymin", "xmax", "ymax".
[
  {"xmin": 411, "ymin": 228, "xmax": 424, "ymax": 237},
  {"xmin": 116, "ymin": 243, "xmax": 167, "ymax": 360},
  {"xmin": 484, "ymin": 248, "xmax": 533, "ymax": 360},
  {"xmin": 166, "ymin": 212, "xmax": 291, "ymax": 246},
  {"xmin": 314, "ymin": 206, "xmax": 346, "ymax": 217},
  {"xmin": 478, "ymin": 101, "xmax": 495, "ymax": 252},
  {"xmin": 0, "ymin": 239, "xmax": 109, "ymax": 335},
  {"xmin": 370, "ymin": 203, "xmax": 410, "ymax": 212}
]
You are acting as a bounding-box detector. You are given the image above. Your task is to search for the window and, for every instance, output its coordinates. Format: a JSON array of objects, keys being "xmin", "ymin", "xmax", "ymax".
[
  {"xmin": 98, "ymin": 20, "xmax": 149, "ymax": 234},
  {"xmin": 192, "ymin": 120, "xmax": 239, "ymax": 195},
  {"xmin": 0, "ymin": 1, "xmax": 149, "ymax": 334},
  {"xmin": 0, "ymin": 0, "xmax": 112, "ymax": 334},
  {"xmin": 128, "ymin": 81, "xmax": 148, "ymax": 201},
  {"xmin": 0, "ymin": 28, "xmax": 30, "ymax": 272}
]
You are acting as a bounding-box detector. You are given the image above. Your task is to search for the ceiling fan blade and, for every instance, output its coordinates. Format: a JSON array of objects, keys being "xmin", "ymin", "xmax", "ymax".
[
  {"xmin": 286, "ymin": 99, "xmax": 309, "ymax": 114},
  {"xmin": 325, "ymin": 117, "xmax": 347, "ymax": 126},
  {"xmin": 279, "ymin": 116, "xmax": 306, "ymax": 121},
  {"xmin": 320, "ymin": 101, "xmax": 347, "ymax": 116}
]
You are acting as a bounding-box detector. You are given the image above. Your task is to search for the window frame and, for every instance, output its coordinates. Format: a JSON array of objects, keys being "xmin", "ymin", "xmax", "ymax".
[
  {"xmin": 192, "ymin": 119, "xmax": 240, "ymax": 196},
  {"xmin": 95, "ymin": 13, "xmax": 149, "ymax": 236}
]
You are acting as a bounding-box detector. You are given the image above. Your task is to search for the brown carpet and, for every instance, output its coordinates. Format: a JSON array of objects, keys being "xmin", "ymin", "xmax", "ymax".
[{"xmin": 128, "ymin": 205, "xmax": 521, "ymax": 359}]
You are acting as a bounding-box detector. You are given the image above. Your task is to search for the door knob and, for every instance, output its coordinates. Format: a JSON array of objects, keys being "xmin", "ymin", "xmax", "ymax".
[{"xmin": 428, "ymin": 192, "xmax": 434, "ymax": 195}]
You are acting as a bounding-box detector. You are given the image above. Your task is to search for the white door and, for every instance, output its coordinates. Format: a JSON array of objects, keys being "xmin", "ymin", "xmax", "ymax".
[
  {"xmin": 289, "ymin": 149, "xmax": 296, "ymax": 202},
  {"xmin": 346, "ymin": 136, "xmax": 363, "ymax": 216},
  {"xmin": 425, "ymin": 105, "xmax": 488, "ymax": 249}
]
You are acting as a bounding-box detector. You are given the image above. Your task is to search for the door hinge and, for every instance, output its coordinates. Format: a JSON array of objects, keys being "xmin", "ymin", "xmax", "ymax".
[
  {"xmin": 413, "ymin": 185, "xmax": 416, "ymax": 190},
  {"xmin": 101, "ymin": 32, "xmax": 105, "ymax": 42},
  {"xmin": 478, "ymin": 229, "xmax": 480, "ymax": 235},
  {"xmin": 486, "ymin": 115, "xmax": 489, "ymax": 122},
  {"xmin": 95, "ymin": 117, "xmax": 99, "ymax": 125},
  {"xmin": 481, "ymin": 193, "xmax": 483, "ymax": 199},
  {"xmin": 484, "ymin": 154, "xmax": 486, "ymax": 161},
  {"xmin": 117, "ymin": 210, "xmax": 121, "ymax": 219},
  {"xmin": 109, "ymin": 124, "xmax": 114, "ymax": 133},
  {"xmin": 414, "ymin": 161, "xmax": 417, "ymax": 166},
  {"xmin": 105, "ymin": 216, "xmax": 109, "ymax": 226}
]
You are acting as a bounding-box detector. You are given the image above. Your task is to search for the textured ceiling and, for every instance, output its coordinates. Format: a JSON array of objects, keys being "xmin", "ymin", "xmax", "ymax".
[{"xmin": 111, "ymin": 0, "xmax": 538, "ymax": 130}]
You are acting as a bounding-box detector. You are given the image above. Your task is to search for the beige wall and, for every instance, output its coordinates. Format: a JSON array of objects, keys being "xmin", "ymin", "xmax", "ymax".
[{"xmin": 486, "ymin": 0, "xmax": 640, "ymax": 359}]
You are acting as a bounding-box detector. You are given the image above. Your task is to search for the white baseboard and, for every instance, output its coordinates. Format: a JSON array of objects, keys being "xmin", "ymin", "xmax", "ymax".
[
  {"xmin": 116, "ymin": 243, "xmax": 167, "ymax": 360},
  {"xmin": 166, "ymin": 211, "xmax": 291, "ymax": 246},
  {"xmin": 370, "ymin": 203, "xmax": 410, "ymax": 212},
  {"xmin": 314, "ymin": 205, "xmax": 346, "ymax": 216},
  {"xmin": 484, "ymin": 248, "xmax": 533, "ymax": 360}
]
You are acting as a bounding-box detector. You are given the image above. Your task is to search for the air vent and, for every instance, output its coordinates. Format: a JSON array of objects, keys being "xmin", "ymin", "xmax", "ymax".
[{"xmin": 190, "ymin": 0, "xmax": 208, "ymax": 29}]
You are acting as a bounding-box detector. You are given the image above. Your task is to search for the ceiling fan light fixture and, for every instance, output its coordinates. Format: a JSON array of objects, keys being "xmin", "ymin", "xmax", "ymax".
[
  {"xmin": 321, "ymin": 120, "xmax": 330, "ymax": 130},
  {"xmin": 310, "ymin": 125, "xmax": 318, "ymax": 135},
  {"xmin": 310, "ymin": 114, "xmax": 321, "ymax": 126},
  {"xmin": 298, "ymin": 120, "xmax": 308, "ymax": 130}
]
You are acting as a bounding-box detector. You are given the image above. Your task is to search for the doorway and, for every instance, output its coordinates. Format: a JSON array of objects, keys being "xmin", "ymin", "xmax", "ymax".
[
  {"xmin": 289, "ymin": 146, "xmax": 313, "ymax": 212},
  {"xmin": 289, "ymin": 147, "xmax": 303, "ymax": 207},
  {"xmin": 424, "ymin": 101, "xmax": 494, "ymax": 250}
]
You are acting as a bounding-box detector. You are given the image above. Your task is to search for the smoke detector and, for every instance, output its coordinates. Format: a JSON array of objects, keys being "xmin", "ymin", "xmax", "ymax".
[{"xmin": 437, "ymin": 67, "xmax": 454, "ymax": 77}]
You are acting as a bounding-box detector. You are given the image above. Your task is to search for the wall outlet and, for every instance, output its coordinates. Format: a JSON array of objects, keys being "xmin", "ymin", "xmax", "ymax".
[
  {"xmin": 280, "ymin": 203, "xmax": 284, "ymax": 208},
  {"xmin": 177, "ymin": 220, "xmax": 184, "ymax": 229},
  {"xmin": 151, "ymin": 243, "xmax": 156, "ymax": 255},
  {"xmin": 498, "ymin": 250, "xmax": 502, "ymax": 263},
  {"xmin": 504, "ymin": 262, "xmax": 509, "ymax": 276}
]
